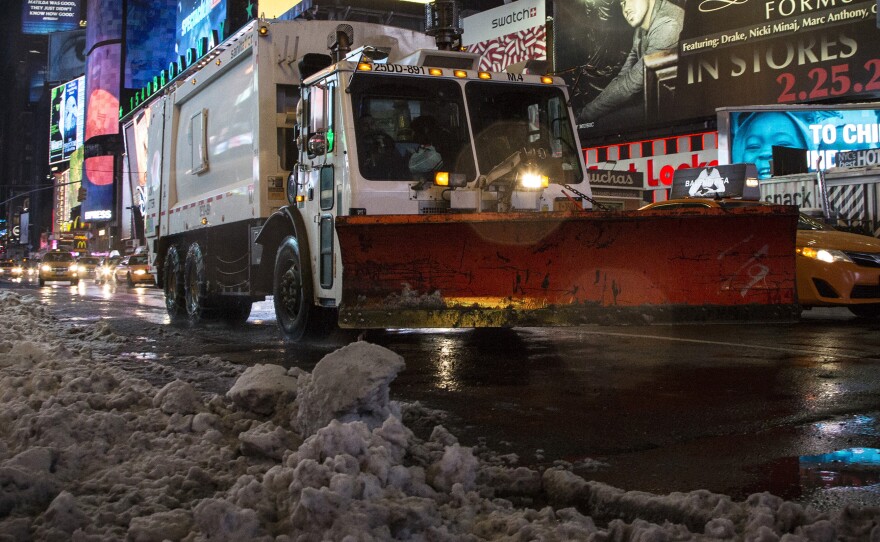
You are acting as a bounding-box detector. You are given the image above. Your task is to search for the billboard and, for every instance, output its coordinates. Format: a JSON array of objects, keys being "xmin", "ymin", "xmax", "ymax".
[
  {"xmin": 22, "ymin": 0, "xmax": 81, "ymax": 34},
  {"xmin": 177, "ymin": 0, "xmax": 227, "ymax": 63},
  {"xmin": 464, "ymin": 0, "xmax": 546, "ymax": 73},
  {"xmin": 48, "ymin": 29, "xmax": 87, "ymax": 83},
  {"xmin": 717, "ymin": 104, "xmax": 880, "ymax": 178},
  {"xmin": 556, "ymin": 0, "xmax": 880, "ymax": 138},
  {"xmin": 82, "ymin": 0, "xmax": 122, "ymax": 223},
  {"xmin": 125, "ymin": 0, "xmax": 178, "ymax": 90},
  {"xmin": 48, "ymin": 76, "xmax": 85, "ymax": 165}
]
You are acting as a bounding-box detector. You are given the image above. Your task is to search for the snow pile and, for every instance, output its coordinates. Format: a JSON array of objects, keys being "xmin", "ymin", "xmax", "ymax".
[{"xmin": 1, "ymin": 290, "xmax": 880, "ymax": 540}]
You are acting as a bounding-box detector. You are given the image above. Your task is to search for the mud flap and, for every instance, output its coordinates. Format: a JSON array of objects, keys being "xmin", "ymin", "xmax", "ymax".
[{"xmin": 335, "ymin": 206, "xmax": 799, "ymax": 328}]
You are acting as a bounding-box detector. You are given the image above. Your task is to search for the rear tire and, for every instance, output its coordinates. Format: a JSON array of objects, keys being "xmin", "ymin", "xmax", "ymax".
[
  {"xmin": 185, "ymin": 243, "xmax": 211, "ymax": 324},
  {"xmin": 38, "ymin": 278, "xmax": 45, "ymax": 287},
  {"xmin": 164, "ymin": 246, "xmax": 186, "ymax": 322},
  {"xmin": 127, "ymin": 274, "xmax": 135, "ymax": 287},
  {"xmin": 71, "ymin": 279, "xmax": 79, "ymax": 286},
  {"xmin": 849, "ymin": 304, "xmax": 880, "ymax": 318},
  {"xmin": 273, "ymin": 236, "xmax": 324, "ymax": 341}
]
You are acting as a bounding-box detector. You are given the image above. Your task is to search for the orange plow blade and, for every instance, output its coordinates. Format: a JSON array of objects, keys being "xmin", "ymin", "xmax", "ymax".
[{"xmin": 335, "ymin": 206, "xmax": 799, "ymax": 329}]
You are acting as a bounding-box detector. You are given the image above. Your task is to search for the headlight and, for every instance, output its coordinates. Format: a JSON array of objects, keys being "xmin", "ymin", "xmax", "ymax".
[
  {"xmin": 133, "ymin": 269, "xmax": 146, "ymax": 275},
  {"xmin": 518, "ymin": 164, "xmax": 549, "ymax": 189},
  {"xmin": 797, "ymin": 247, "xmax": 853, "ymax": 263},
  {"xmin": 12, "ymin": 267, "xmax": 23, "ymax": 274},
  {"xmin": 41, "ymin": 264, "xmax": 51, "ymax": 272}
]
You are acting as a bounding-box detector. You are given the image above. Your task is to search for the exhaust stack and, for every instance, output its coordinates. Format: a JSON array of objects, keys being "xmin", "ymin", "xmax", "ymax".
[
  {"xmin": 328, "ymin": 24, "xmax": 354, "ymax": 63},
  {"xmin": 425, "ymin": 0, "xmax": 463, "ymax": 51}
]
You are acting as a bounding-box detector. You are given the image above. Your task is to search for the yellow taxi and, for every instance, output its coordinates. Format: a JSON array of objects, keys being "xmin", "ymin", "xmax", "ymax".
[
  {"xmin": 640, "ymin": 164, "xmax": 880, "ymax": 317},
  {"xmin": 38, "ymin": 251, "xmax": 80, "ymax": 286},
  {"xmin": 114, "ymin": 253, "xmax": 154, "ymax": 287}
]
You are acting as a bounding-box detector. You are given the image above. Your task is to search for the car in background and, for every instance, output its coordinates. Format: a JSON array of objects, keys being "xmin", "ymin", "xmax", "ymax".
[
  {"xmin": 640, "ymin": 197, "xmax": 880, "ymax": 318},
  {"xmin": 38, "ymin": 251, "xmax": 79, "ymax": 286},
  {"xmin": 0, "ymin": 259, "xmax": 16, "ymax": 279},
  {"xmin": 24, "ymin": 258, "xmax": 41, "ymax": 281},
  {"xmin": 9, "ymin": 260, "xmax": 25, "ymax": 279},
  {"xmin": 75, "ymin": 256, "xmax": 102, "ymax": 281},
  {"xmin": 114, "ymin": 254, "xmax": 154, "ymax": 287},
  {"xmin": 97, "ymin": 255, "xmax": 122, "ymax": 285}
]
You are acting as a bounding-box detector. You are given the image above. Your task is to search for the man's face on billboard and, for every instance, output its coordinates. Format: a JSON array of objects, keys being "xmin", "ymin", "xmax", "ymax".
[{"xmin": 621, "ymin": 0, "xmax": 650, "ymax": 28}]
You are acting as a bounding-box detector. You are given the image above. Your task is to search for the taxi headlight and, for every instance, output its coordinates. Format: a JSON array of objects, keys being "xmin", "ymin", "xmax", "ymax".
[
  {"xmin": 133, "ymin": 269, "xmax": 146, "ymax": 275},
  {"xmin": 41, "ymin": 264, "xmax": 51, "ymax": 272},
  {"xmin": 12, "ymin": 266, "xmax": 23, "ymax": 274},
  {"xmin": 797, "ymin": 247, "xmax": 853, "ymax": 263}
]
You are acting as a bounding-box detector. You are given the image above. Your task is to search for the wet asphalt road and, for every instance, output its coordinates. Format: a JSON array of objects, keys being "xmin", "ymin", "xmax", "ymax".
[{"xmin": 5, "ymin": 277, "xmax": 880, "ymax": 511}]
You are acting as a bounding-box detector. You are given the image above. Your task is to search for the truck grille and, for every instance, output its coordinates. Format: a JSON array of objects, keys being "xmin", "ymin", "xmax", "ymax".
[{"xmin": 846, "ymin": 252, "xmax": 880, "ymax": 268}]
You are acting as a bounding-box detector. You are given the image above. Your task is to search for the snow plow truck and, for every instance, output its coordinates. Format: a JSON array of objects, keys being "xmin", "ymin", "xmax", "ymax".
[{"xmin": 130, "ymin": 15, "xmax": 800, "ymax": 341}]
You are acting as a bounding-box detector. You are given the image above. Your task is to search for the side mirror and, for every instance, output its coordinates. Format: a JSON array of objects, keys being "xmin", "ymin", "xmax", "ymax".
[{"xmin": 308, "ymin": 133, "xmax": 327, "ymax": 157}]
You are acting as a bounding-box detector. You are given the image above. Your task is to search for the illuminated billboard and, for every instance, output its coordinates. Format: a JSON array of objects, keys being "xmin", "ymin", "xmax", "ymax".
[
  {"xmin": 463, "ymin": 0, "xmax": 546, "ymax": 73},
  {"xmin": 125, "ymin": 0, "xmax": 178, "ymax": 90},
  {"xmin": 555, "ymin": 0, "xmax": 880, "ymax": 138},
  {"xmin": 717, "ymin": 104, "xmax": 880, "ymax": 178},
  {"xmin": 177, "ymin": 0, "xmax": 227, "ymax": 63},
  {"xmin": 48, "ymin": 76, "xmax": 85, "ymax": 165},
  {"xmin": 82, "ymin": 0, "xmax": 122, "ymax": 223},
  {"xmin": 22, "ymin": 0, "xmax": 81, "ymax": 34}
]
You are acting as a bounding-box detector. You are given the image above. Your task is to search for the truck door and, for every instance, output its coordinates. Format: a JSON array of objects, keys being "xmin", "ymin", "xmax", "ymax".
[{"xmin": 303, "ymin": 80, "xmax": 338, "ymax": 293}]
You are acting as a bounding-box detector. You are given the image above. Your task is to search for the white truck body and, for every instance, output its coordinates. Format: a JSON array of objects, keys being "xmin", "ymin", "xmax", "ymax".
[
  {"xmin": 142, "ymin": 19, "xmax": 438, "ymax": 252},
  {"xmin": 134, "ymin": 17, "xmax": 595, "ymax": 337}
]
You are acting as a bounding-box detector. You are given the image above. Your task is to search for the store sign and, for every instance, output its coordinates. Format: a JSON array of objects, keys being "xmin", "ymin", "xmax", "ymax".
[
  {"xmin": 586, "ymin": 170, "xmax": 646, "ymax": 189},
  {"xmin": 462, "ymin": 0, "xmax": 544, "ymax": 45}
]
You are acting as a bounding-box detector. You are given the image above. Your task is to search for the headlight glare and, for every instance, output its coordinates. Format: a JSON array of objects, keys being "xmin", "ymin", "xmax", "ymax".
[
  {"xmin": 519, "ymin": 171, "xmax": 549, "ymax": 189},
  {"xmin": 41, "ymin": 264, "xmax": 51, "ymax": 272},
  {"xmin": 797, "ymin": 247, "xmax": 852, "ymax": 263}
]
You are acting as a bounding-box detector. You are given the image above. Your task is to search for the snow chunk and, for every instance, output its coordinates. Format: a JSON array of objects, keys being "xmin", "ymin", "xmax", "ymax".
[
  {"xmin": 227, "ymin": 363, "xmax": 299, "ymax": 416},
  {"xmin": 192, "ymin": 498, "xmax": 269, "ymax": 541},
  {"xmin": 294, "ymin": 342, "xmax": 405, "ymax": 436},
  {"xmin": 153, "ymin": 379, "xmax": 202, "ymax": 415},
  {"xmin": 428, "ymin": 444, "xmax": 479, "ymax": 492},
  {"xmin": 238, "ymin": 421, "xmax": 299, "ymax": 460},
  {"xmin": 41, "ymin": 491, "xmax": 90, "ymax": 535},
  {"xmin": 127, "ymin": 509, "xmax": 194, "ymax": 542}
]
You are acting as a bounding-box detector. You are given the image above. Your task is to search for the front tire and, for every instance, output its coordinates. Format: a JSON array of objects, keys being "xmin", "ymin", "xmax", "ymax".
[
  {"xmin": 273, "ymin": 236, "xmax": 319, "ymax": 341},
  {"xmin": 164, "ymin": 246, "xmax": 186, "ymax": 322}
]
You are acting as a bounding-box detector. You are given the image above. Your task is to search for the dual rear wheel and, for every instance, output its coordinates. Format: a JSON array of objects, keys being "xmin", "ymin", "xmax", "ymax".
[{"xmin": 162, "ymin": 242, "xmax": 252, "ymax": 325}]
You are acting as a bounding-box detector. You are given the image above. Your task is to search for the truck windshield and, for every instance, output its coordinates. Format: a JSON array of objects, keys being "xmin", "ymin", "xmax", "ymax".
[
  {"xmin": 465, "ymin": 81, "xmax": 583, "ymax": 184},
  {"xmin": 349, "ymin": 74, "xmax": 476, "ymax": 183}
]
